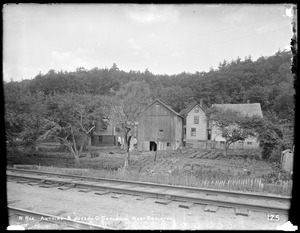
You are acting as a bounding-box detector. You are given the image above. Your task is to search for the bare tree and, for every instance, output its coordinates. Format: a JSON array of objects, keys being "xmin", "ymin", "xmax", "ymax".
[{"xmin": 108, "ymin": 81, "xmax": 151, "ymax": 170}]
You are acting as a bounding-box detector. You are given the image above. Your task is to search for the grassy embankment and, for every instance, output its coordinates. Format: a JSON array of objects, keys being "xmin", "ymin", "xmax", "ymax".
[{"xmin": 6, "ymin": 144, "xmax": 293, "ymax": 196}]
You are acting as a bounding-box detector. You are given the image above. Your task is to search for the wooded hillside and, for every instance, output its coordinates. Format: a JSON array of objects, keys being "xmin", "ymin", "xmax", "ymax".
[
  {"xmin": 7, "ymin": 50, "xmax": 294, "ymax": 118},
  {"xmin": 4, "ymin": 49, "xmax": 295, "ymax": 160}
]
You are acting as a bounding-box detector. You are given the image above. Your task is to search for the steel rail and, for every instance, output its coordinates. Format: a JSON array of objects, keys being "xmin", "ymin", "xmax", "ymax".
[
  {"xmin": 7, "ymin": 172, "xmax": 290, "ymax": 215},
  {"xmin": 7, "ymin": 167, "xmax": 291, "ymax": 202},
  {"xmin": 8, "ymin": 206, "xmax": 114, "ymax": 230}
]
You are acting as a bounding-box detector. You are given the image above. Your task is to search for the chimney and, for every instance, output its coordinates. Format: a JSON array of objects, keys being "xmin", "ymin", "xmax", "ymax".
[
  {"xmin": 247, "ymin": 100, "xmax": 250, "ymax": 104},
  {"xmin": 199, "ymin": 99, "xmax": 203, "ymax": 107}
]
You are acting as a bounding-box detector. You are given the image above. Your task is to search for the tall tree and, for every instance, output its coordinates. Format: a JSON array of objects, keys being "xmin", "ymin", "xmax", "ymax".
[
  {"xmin": 108, "ymin": 81, "xmax": 151, "ymax": 170},
  {"xmin": 4, "ymin": 82, "xmax": 46, "ymax": 152},
  {"xmin": 255, "ymin": 111, "xmax": 293, "ymax": 161}
]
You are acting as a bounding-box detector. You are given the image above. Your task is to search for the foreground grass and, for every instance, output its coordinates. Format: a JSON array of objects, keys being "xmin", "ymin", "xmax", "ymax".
[
  {"xmin": 7, "ymin": 147, "xmax": 292, "ymax": 196},
  {"xmin": 19, "ymin": 165, "xmax": 292, "ymax": 197}
]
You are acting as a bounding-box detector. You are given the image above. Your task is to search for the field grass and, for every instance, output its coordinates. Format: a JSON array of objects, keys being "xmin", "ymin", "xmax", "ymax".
[{"xmin": 6, "ymin": 145, "xmax": 293, "ymax": 196}]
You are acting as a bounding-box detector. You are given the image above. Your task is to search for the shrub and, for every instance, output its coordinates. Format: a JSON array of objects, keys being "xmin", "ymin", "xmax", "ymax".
[
  {"xmin": 91, "ymin": 152, "xmax": 99, "ymax": 158},
  {"xmin": 269, "ymin": 147, "xmax": 282, "ymax": 162}
]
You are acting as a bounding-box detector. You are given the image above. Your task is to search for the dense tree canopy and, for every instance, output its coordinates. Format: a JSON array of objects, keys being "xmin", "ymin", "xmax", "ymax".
[{"xmin": 10, "ymin": 50, "xmax": 293, "ymax": 117}]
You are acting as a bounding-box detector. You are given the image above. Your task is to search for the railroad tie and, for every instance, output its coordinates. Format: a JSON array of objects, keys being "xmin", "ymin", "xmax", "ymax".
[
  {"xmin": 111, "ymin": 194, "xmax": 124, "ymax": 199},
  {"xmin": 58, "ymin": 186, "xmax": 72, "ymax": 190},
  {"xmin": 58, "ymin": 184, "xmax": 76, "ymax": 191},
  {"xmin": 154, "ymin": 199, "xmax": 173, "ymax": 205},
  {"xmin": 136, "ymin": 196, "xmax": 151, "ymax": 201},
  {"xmin": 235, "ymin": 208, "xmax": 249, "ymax": 217},
  {"xmin": 78, "ymin": 189, "xmax": 94, "ymax": 193},
  {"xmin": 16, "ymin": 180, "xmax": 29, "ymax": 184},
  {"xmin": 27, "ymin": 182, "xmax": 41, "ymax": 186},
  {"xmin": 179, "ymin": 202, "xmax": 194, "ymax": 209},
  {"xmin": 39, "ymin": 183, "xmax": 59, "ymax": 188},
  {"xmin": 94, "ymin": 190, "xmax": 110, "ymax": 195}
]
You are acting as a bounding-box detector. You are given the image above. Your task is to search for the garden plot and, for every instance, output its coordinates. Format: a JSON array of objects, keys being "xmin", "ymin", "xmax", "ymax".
[{"xmin": 7, "ymin": 146, "xmax": 292, "ymax": 196}]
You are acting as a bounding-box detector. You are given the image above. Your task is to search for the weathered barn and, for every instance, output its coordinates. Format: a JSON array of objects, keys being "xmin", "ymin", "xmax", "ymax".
[{"xmin": 137, "ymin": 99, "xmax": 183, "ymax": 151}]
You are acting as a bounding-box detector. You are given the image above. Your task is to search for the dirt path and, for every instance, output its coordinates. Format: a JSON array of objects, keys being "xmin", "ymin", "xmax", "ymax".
[{"xmin": 7, "ymin": 181, "xmax": 288, "ymax": 230}]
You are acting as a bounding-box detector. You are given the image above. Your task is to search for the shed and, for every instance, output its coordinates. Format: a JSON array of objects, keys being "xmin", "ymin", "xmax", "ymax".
[
  {"xmin": 281, "ymin": 149, "xmax": 294, "ymax": 173},
  {"xmin": 137, "ymin": 99, "xmax": 183, "ymax": 151}
]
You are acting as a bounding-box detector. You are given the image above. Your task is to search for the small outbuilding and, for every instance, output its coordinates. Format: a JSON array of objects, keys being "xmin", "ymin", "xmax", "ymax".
[{"xmin": 281, "ymin": 149, "xmax": 294, "ymax": 173}]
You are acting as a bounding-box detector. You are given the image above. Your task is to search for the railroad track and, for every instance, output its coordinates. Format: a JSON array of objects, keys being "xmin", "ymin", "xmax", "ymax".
[
  {"xmin": 7, "ymin": 168, "xmax": 291, "ymax": 216},
  {"xmin": 8, "ymin": 206, "xmax": 114, "ymax": 230}
]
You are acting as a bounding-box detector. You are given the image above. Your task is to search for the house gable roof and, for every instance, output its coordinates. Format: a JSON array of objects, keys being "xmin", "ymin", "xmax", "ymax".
[
  {"xmin": 212, "ymin": 103, "xmax": 263, "ymax": 118},
  {"xmin": 179, "ymin": 101, "xmax": 206, "ymax": 117},
  {"xmin": 140, "ymin": 99, "xmax": 183, "ymax": 118}
]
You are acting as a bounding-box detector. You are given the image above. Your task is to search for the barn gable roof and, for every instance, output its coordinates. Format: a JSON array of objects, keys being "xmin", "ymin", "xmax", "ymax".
[
  {"xmin": 179, "ymin": 101, "xmax": 207, "ymax": 117},
  {"xmin": 140, "ymin": 99, "xmax": 183, "ymax": 118},
  {"xmin": 212, "ymin": 103, "xmax": 263, "ymax": 118}
]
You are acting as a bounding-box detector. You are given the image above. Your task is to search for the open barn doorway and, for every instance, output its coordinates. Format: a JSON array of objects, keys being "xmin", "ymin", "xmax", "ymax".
[{"xmin": 150, "ymin": 141, "xmax": 157, "ymax": 151}]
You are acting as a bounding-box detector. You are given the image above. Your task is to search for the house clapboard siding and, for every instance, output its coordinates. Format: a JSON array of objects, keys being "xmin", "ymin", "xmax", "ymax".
[
  {"xmin": 92, "ymin": 119, "xmax": 122, "ymax": 146},
  {"xmin": 137, "ymin": 99, "xmax": 183, "ymax": 151},
  {"xmin": 180, "ymin": 101, "xmax": 208, "ymax": 148},
  {"xmin": 180, "ymin": 101, "xmax": 263, "ymax": 149}
]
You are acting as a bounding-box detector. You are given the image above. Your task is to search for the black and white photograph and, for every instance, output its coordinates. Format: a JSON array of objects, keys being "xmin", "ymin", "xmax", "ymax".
[{"xmin": 3, "ymin": 3, "xmax": 297, "ymax": 230}]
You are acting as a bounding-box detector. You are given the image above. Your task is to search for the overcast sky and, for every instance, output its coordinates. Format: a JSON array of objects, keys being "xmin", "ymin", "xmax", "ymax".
[{"xmin": 3, "ymin": 4, "xmax": 294, "ymax": 82}]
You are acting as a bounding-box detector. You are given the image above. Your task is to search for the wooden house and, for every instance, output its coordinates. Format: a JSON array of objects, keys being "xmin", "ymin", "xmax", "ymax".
[
  {"xmin": 137, "ymin": 99, "xmax": 183, "ymax": 151},
  {"xmin": 179, "ymin": 100, "xmax": 209, "ymax": 148},
  {"xmin": 180, "ymin": 100, "xmax": 263, "ymax": 149},
  {"xmin": 91, "ymin": 118, "xmax": 122, "ymax": 146}
]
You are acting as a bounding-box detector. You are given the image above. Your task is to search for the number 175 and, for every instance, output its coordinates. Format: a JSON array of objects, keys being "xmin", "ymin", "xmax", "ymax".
[{"xmin": 267, "ymin": 214, "xmax": 279, "ymax": 221}]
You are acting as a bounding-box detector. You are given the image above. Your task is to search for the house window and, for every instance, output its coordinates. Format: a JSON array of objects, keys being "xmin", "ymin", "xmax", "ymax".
[
  {"xmin": 167, "ymin": 142, "xmax": 170, "ymax": 146},
  {"xmin": 191, "ymin": 128, "xmax": 196, "ymax": 136},
  {"xmin": 247, "ymin": 142, "xmax": 252, "ymax": 145},
  {"xmin": 220, "ymin": 141, "xmax": 225, "ymax": 145},
  {"xmin": 194, "ymin": 106, "xmax": 199, "ymax": 113},
  {"xmin": 194, "ymin": 115, "xmax": 199, "ymax": 124},
  {"xmin": 115, "ymin": 127, "xmax": 120, "ymax": 132},
  {"xmin": 159, "ymin": 129, "xmax": 163, "ymax": 132},
  {"xmin": 101, "ymin": 125, "xmax": 107, "ymax": 131}
]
